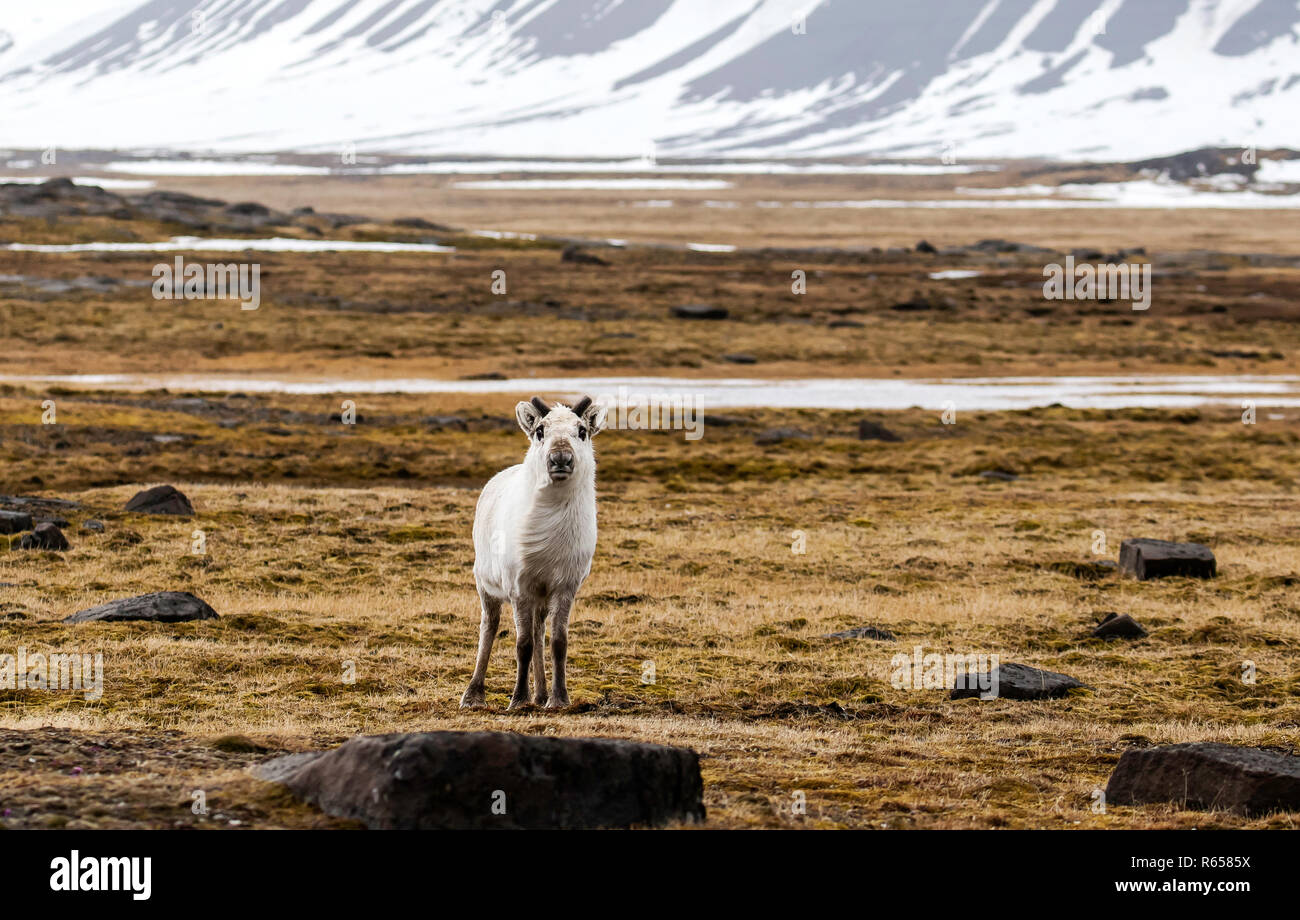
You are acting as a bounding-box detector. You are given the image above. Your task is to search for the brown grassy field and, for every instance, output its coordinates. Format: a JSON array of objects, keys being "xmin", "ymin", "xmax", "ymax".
[
  {"xmin": 1, "ymin": 176, "xmax": 1298, "ymax": 829},
  {"xmin": 1, "ymin": 391, "xmax": 1297, "ymax": 829}
]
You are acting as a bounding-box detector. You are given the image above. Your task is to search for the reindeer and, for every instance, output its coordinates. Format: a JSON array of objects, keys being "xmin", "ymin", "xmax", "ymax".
[{"xmin": 461, "ymin": 395, "xmax": 607, "ymax": 709}]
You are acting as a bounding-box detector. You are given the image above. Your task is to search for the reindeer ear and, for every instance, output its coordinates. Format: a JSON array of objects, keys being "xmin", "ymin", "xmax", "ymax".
[
  {"xmin": 576, "ymin": 395, "xmax": 608, "ymax": 436},
  {"xmin": 516, "ymin": 400, "xmax": 544, "ymax": 436}
]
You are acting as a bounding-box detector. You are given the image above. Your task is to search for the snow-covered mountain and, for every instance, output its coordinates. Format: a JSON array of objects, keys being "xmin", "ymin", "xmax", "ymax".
[{"xmin": 0, "ymin": 0, "xmax": 1297, "ymax": 161}]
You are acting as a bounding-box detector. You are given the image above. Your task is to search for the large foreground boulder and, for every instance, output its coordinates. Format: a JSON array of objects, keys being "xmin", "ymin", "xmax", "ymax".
[
  {"xmin": 1119, "ymin": 539, "xmax": 1215, "ymax": 580},
  {"xmin": 253, "ymin": 731, "xmax": 705, "ymax": 829},
  {"xmin": 1106, "ymin": 743, "xmax": 1300, "ymax": 815},
  {"xmin": 124, "ymin": 485, "xmax": 194, "ymax": 515},
  {"xmin": 64, "ymin": 591, "xmax": 218, "ymax": 624},
  {"xmin": 17, "ymin": 523, "xmax": 69, "ymax": 551},
  {"xmin": 950, "ymin": 662, "xmax": 1090, "ymax": 700}
]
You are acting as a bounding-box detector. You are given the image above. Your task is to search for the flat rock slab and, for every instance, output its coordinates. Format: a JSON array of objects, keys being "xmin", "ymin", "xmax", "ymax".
[
  {"xmin": 252, "ymin": 731, "xmax": 705, "ymax": 829},
  {"xmin": 1093, "ymin": 613, "xmax": 1148, "ymax": 639},
  {"xmin": 1119, "ymin": 538, "xmax": 1216, "ymax": 580},
  {"xmin": 124, "ymin": 485, "xmax": 194, "ymax": 516},
  {"xmin": 64, "ymin": 591, "xmax": 218, "ymax": 624},
  {"xmin": 824, "ymin": 625, "xmax": 896, "ymax": 641},
  {"xmin": 950, "ymin": 662, "xmax": 1090, "ymax": 700},
  {"xmin": 672, "ymin": 304, "xmax": 728, "ymax": 320},
  {"xmin": 0, "ymin": 511, "xmax": 33, "ymax": 534},
  {"xmin": 1106, "ymin": 742, "xmax": 1300, "ymax": 815}
]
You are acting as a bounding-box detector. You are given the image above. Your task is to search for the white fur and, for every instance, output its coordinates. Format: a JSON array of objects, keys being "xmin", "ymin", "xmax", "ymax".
[{"xmin": 461, "ymin": 397, "xmax": 607, "ymax": 709}]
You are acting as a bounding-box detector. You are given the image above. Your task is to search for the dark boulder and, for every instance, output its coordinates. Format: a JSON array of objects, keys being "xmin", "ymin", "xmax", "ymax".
[
  {"xmin": 950, "ymin": 662, "xmax": 1090, "ymax": 700},
  {"xmin": 915, "ymin": 239, "xmax": 938, "ymax": 254},
  {"xmin": 1119, "ymin": 539, "xmax": 1215, "ymax": 580},
  {"xmin": 823, "ymin": 625, "xmax": 895, "ymax": 641},
  {"xmin": 722, "ymin": 353, "xmax": 757, "ymax": 364},
  {"xmin": 0, "ymin": 510, "xmax": 32, "ymax": 534},
  {"xmin": 394, "ymin": 217, "xmax": 452, "ymax": 231},
  {"xmin": 1093, "ymin": 612, "xmax": 1148, "ymax": 639},
  {"xmin": 858, "ymin": 419, "xmax": 901, "ymax": 442},
  {"xmin": 124, "ymin": 485, "xmax": 194, "ymax": 516},
  {"xmin": 672, "ymin": 304, "xmax": 728, "ymax": 320},
  {"xmin": 755, "ymin": 427, "xmax": 810, "ymax": 445},
  {"xmin": 64, "ymin": 591, "xmax": 218, "ymax": 624},
  {"xmin": 17, "ymin": 522, "xmax": 69, "ymax": 551},
  {"xmin": 252, "ymin": 731, "xmax": 705, "ymax": 829},
  {"xmin": 1105, "ymin": 743, "xmax": 1300, "ymax": 815},
  {"xmin": 560, "ymin": 244, "xmax": 609, "ymax": 266}
]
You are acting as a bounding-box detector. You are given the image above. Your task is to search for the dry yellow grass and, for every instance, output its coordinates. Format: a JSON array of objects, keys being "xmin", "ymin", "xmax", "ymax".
[{"xmin": 1, "ymin": 395, "xmax": 1297, "ymax": 828}]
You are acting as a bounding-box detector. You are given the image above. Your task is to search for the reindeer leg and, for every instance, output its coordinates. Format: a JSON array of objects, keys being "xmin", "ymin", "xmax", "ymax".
[
  {"xmin": 546, "ymin": 591, "xmax": 574, "ymax": 709},
  {"xmin": 531, "ymin": 599, "xmax": 548, "ymax": 705},
  {"xmin": 460, "ymin": 589, "xmax": 501, "ymax": 708},
  {"xmin": 507, "ymin": 596, "xmax": 535, "ymax": 710}
]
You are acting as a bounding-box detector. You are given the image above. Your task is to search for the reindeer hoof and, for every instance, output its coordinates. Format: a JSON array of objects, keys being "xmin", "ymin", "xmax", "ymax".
[
  {"xmin": 460, "ymin": 686, "xmax": 487, "ymax": 709},
  {"xmin": 545, "ymin": 694, "xmax": 570, "ymax": 709},
  {"xmin": 506, "ymin": 696, "xmax": 531, "ymax": 711}
]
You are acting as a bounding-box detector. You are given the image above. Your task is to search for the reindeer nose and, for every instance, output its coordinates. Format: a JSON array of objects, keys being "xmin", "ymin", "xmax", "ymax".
[{"xmin": 547, "ymin": 447, "xmax": 575, "ymax": 477}]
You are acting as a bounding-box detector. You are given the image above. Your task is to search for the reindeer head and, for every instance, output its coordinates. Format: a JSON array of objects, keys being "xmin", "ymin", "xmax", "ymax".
[{"xmin": 516, "ymin": 395, "xmax": 607, "ymax": 485}]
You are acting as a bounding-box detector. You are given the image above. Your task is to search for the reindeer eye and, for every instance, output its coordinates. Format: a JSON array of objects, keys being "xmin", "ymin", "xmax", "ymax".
[
  {"xmin": 534, "ymin": 426, "xmax": 544, "ymax": 441},
  {"xmin": 578, "ymin": 425, "xmax": 587, "ymax": 441}
]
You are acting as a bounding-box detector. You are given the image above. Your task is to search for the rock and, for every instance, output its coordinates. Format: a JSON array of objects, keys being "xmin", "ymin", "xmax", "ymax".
[
  {"xmin": 252, "ymin": 731, "xmax": 705, "ymax": 829},
  {"xmin": 722, "ymin": 353, "xmax": 757, "ymax": 364},
  {"xmin": 915, "ymin": 239, "xmax": 937, "ymax": 254},
  {"xmin": 64, "ymin": 591, "xmax": 218, "ymax": 624},
  {"xmin": 17, "ymin": 522, "xmax": 69, "ymax": 551},
  {"xmin": 1093, "ymin": 612, "xmax": 1148, "ymax": 639},
  {"xmin": 560, "ymin": 244, "xmax": 608, "ymax": 266},
  {"xmin": 950, "ymin": 662, "xmax": 1090, "ymax": 700},
  {"xmin": 124, "ymin": 485, "xmax": 194, "ymax": 516},
  {"xmin": 828, "ymin": 319, "xmax": 865, "ymax": 328},
  {"xmin": 824, "ymin": 625, "xmax": 895, "ymax": 641},
  {"xmin": 672, "ymin": 304, "xmax": 728, "ymax": 320},
  {"xmin": 755, "ymin": 427, "xmax": 810, "ymax": 445},
  {"xmin": 889, "ymin": 297, "xmax": 932, "ymax": 311},
  {"xmin": 857, "ymin": 419, "xmax": 901, "ymax": 442},
  {"xmin": 1119, "ymin": 538, "xmax": 1216, "ymax": 580},
  {"xmin": 423, "ymin": 415, "xmax": 468, "ymax": 431},
  {"xmin": 1105, "ymin": 743, "xmax": 1300, "ymax": 815},
  {"xmin": 81, "ymin": 520, "xmax": 105, "ymax": 532},
  {"xmin": 0, "ymin": 510, "xmax": 32, "ymax": 534},
  {"xmin": 977, "ymin": 470, "xmax": 1019, "ymax": 481},
  {"xmin": 394, "ymin": 217, "xmax": 452, "ymax": 231}
]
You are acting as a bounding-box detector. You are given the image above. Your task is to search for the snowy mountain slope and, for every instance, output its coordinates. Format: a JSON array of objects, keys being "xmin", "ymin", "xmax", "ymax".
[{"xmin": 0, "ymin": 0, "xmax": 1296, "ymax": 160}]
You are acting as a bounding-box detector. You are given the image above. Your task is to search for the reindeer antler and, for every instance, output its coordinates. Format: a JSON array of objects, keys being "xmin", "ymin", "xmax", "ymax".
[
  {"xmin": 572, "ymin": 396, "xmax": 592, "ymax": 417},
  {"xmin": 530, "ymin": 396, "xmax": 551, "ymax": 416}
]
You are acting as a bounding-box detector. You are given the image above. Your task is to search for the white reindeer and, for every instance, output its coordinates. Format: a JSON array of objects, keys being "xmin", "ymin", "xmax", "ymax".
[{"xmin": 461, "ymin": 395, "xmax": 607, "ymax": 709}]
